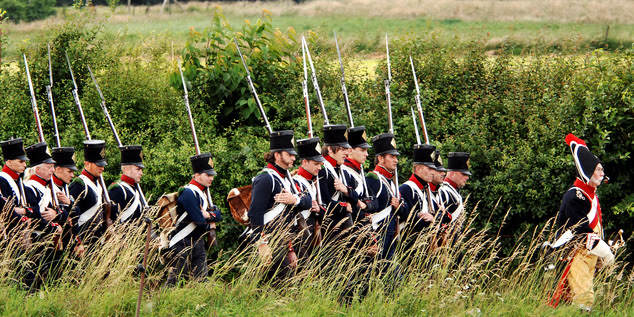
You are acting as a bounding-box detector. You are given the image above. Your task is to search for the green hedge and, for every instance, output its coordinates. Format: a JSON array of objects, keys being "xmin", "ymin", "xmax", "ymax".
[{"xmin": 1, "ymin": 7, "xmax": 633, "ymax": 258}]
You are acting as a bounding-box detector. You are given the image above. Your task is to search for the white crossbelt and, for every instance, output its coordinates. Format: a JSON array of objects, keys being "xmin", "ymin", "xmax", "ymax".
[
  {"xmin": 169, "ymin": 184, "xmax": 209, "ymax": 248},
  {"xmin": 0, "ymin": 172, "xmax": 20, "ymax": 200},
  {"xmin": 118, "ymin": 182, "xmax": 140, "ymax": 222},
  {"xmin": 25, "ymin": 179, "xmax": 52, "ymax": 214},
  {"xmin": 77, "ymin": 174, "xmax": 103, "ymax": 227},
  {"xmin": 371, "ymin": 205, "xmax": 392, "ymax": 230}
]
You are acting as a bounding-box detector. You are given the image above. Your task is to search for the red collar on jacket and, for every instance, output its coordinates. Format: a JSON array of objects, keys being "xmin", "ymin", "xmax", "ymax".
[
  {"xmin": 408, "ymin": 174, "xmax": 427, "ymax": 190},
  {"xmin": 52, "ymin": 174, "xmax": 66, "ymax": 187},
  {"xmin": 29, "ymin": 174, "xmax": 49, "ymax": 186},
  {"xmin": 444, "ymin": 177, "xmax": 458, "ymax": 190},
  {"xmin": 429, "ymin": 183, "xmax": 438, "ymax": 192},
  {"xmin": 266, "ymin": 163, "xmax": 287, "ymax": 178},
  {"xmin": 188, "ymin": 179, "xmax": 206, "ymax": 191},
  {"xmin": 297, "ymin": 167, "xmax": 315, "ymax": 181},
  {"xmin": 574, "ymin": 178, "xmax": 597, "ymax": 200},
  {"xmin": 374, "ymin": 165, "xmax": 394, "ymax": 179},
  {"xmin": 2, "ymin": 165, "xmax": 20, "ymax": 180},
  {"xmin": 121, "ymin": 175, "xmax": 136, "ymax": 186},
  {"xmin": 343, "ymin": 158, "xmax": 361, "ymax": 171},
  {"xmin": 324, "ymin": 155, "xmax": 338, "ymax": 167},
  {"xmin": 81, "ymin": 169, "xmax": 97, "ymax": 182}
]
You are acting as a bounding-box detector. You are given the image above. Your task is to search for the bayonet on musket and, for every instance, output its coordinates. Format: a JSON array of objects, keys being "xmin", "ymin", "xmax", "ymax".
[
  {"xmin": 46, "ymin": 44, "xmax": 61, "ymax": 148},
  {"xmin": 302, "ymin": 39, "xmax": 313, "ymax": 139},
  {"xmin": 334, "ymin": 31, "xmax": 354, "ymax": 128},
  {"xmin": 234, "ymin": 38, "xmax": 273, "ymax": 135},
  {"xmin": 65, "ymin": 52, "xmax": 91, "ymax": 140},
  {"xmin": 410, "ymin": 56, "xmax": 430, "ymax": 144},
  {"xmin": 302, "ymin": 36, "xmax": 330, "ymax": 126},
  {"xmin": 411, "ymin": 107, "xmax": 421, "ymax": 144},
  {"xmin": 384, "ymin": 35, "xmax": 399, "ymax": 198}
]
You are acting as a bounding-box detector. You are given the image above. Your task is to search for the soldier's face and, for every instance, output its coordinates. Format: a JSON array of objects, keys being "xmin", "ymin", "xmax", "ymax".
[
  {"xmin": 6, "ymin": 159, "xmax": 27, "ymax": 174},
  {"xmin": 379, "ymin": 154, "xmax": 398, "ymax": 173},
  {"xmin": 302, "ymin": 159, "xmax": 322, "ymax": 176},
  {"xmin": 55, "ymin": 167, "xmax": 75, "ymax": 184},
  {"xmin": 432, "ymin": 169, "xmax": 445, "ymax": 185},
  {"xmin": 415, "ymin": 165, "xmax": 434, "ymax": 184},
  {"xmin": 124, "ymin": 165, "xmax": 144, "ymax": 183},
  {"xmin": 330, "ymin": 148, "xmax": 347, "ymax": 165},
  {"xmin": 275, "ymin": 151, "xmax": 296, "ymax": 169},
  {"xmin": 449, "ymin": 171, "xmax": 469, "ymax": 188},
  {"xmin": 349, "ymin": 147, "xmax": 368, "ymax": 164},
  {"xmin": 195, "ymin": 172, "xmax": 214, "ymax": 187},
  {"xmin": 35, "ymin": 163, "xmax": 55, "ymax": 181},
  {"xmin": 588, "ymin": 164, "xmax": 605, "ymax": 188},
  {"xmin": 85, "ymin": 161, "xmax": 104, "ymax": 177}
]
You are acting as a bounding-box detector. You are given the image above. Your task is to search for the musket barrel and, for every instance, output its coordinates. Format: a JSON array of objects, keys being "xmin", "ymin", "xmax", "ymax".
[
  {"xmin": 23, "ymin": 54, "xmax": 45, "ymax": 143},
  {"xmin": 334, "ymin": 31, "xmax": 354, "ymax": 128},
  {"xmin": 88, "ymin": 65, "xmax": 123, "ymax": 147},
  {"xmin": 411, "ymin": 107, "xmax": 421, "ymax": 144},
  {"xmin": 302, "ymin": 37, "xmax": 330, "ymax": 126}
]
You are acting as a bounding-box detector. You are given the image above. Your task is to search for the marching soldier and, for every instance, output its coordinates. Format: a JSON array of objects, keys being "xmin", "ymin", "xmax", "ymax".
[
  {"xmin": 0, "ymin": 138, "xmax": 32, "ymax": 236},
  {"xmin": 292, "ymin": 137, "xmax": 325, "ymax": 257},
  {"xmin": 341, "ymin": 126, "xmax": 376, "ymax": 223},
  {"xmin": 23, "ymin": 142, "xmax": 67, "ymax": 288},
  {"xmin": 245, "ymin": 130, "xmax": 311, "ymax": 280},
  {"xmin": 68, "ymin": 140, "xmax": 109, "ymax": 248},
  {"xmin": 549, "ymin": 134, "xmax": 614, "ymax": 311},
  {"xmin": 319, "ymin": 125, "xmax": 358, "ymax": 242},
  {"xmin": 108, "ymin": 145, "xmax": 146, "ymax": 224},
  {"xmin": 399, "ymin": 144, "xmax": 436, "ymax": 235},
  {"xmin": 438, "ymin": 152, "xmax": 471, "ymax": 225},
  {"xmin": 51, "ymin": 147, "xmax": 77, "ymax": 251},
  {"xmin": 365, "ymin": 133, "xmax": 403, "ymax": 261},
  {"xmin": 165, "ymin": 152, "xmax": 222, "ymax": 287}
]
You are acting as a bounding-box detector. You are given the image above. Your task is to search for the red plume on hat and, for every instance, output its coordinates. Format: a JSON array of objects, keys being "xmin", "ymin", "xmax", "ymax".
[{"xmin": 566, "ymin": 133, "xmax": 600, "ymax": 184}]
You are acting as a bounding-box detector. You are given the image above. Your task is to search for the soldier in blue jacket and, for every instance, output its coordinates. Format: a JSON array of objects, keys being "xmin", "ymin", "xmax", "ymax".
[
  {"xmin": 165, "ymin": 152, "xmax": 222, "ymax": 287},
  {"xmin": 399, "ymin": 144, "xmax": 436, "ymax": 237},
  {"xmin": 108, "ymin": 145, "xmax": 147, "ymax": 224},
  {"xmin": 0, "ymin": 138, "xmax": 32, "ymax": 236},
  {"xmin": 245, "ymin": 130, "xmax": 312, "ymax": 280}
]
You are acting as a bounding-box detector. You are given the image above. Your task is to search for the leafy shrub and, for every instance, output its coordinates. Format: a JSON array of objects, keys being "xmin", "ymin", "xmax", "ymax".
[{"xmin": 0, "ymin": 0, "xmax": 56, "ymax": 23}]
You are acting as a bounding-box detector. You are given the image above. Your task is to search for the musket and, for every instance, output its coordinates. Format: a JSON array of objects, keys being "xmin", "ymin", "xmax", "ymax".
[
  {"xmin": 234, "ymin": 38, "xmax": 273, "ymax": 134},
  {"xmin": 384, "ymin": 35, "xmax": 400, "ymax": 199},
  {"xmin": 177, "ymin": 62, "xmax": 217, "ymax": 247},
  {"xmin": 46, "ymin": 44, "xmax": 61, "ymax": 148},
  {"xmin": 302, "ymin": 36, "xmax": 330, "ymax": 126},
  {"xmin": 23, "ymin": 54, "xmax": 60, "ymax": 209},
  {"xmin": 410, "ymin": 56, "xmax": 437, "ymax": 217},
  {"xmin": 301, "ymin": 38, "xmax": 323, "ymax": 206},
  {"xmin": 333, "ymin": 31, "xmax": 354, "ymax": 128},
  {"xmin": 235, "ymin": 39, "xmax": 301, "ymax": 201},
  {"xmin": 64, "ymin": 54, "xmax": 113, "ymax": 227},
  {"xmin": 87, "ymin": 65, "xmax": 149, "ymax": 209}
]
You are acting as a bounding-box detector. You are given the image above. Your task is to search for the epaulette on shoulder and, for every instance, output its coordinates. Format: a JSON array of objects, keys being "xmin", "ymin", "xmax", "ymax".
[
  {"xmin": 72, "ymin": 177, "xmax": 85, "ymax": 186},
  {"xmin": 107, "ymin": 182, "xmax": 120, "ymax": 191},
  {"xmin": 366, "ymin": 171, "xmax": 378, "ymax": 180},
  {"xmin": 256, "ymin": 170, "xmax": 269, "ymax": 177},
  {"xmin": 177, "ymin": 186, "xmax": 187, "ymax": 195}
]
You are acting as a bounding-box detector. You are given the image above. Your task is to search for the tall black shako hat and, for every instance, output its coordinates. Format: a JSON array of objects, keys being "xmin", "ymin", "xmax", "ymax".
[
  {"xmin": 270, "ymin": 130, "xmax": 297, "ymax": 155},
  {"xmin": 25, "ymin": 142, "xmax": 55, "ymax": 166},
  {"xmin": 433, "ymin": 149, "xmax": 447, "ymax": 172},
  {"xmin": 347, "ymin": 126, "xmax": 371, "ymax": 149},
  {"xmin": 447, "ymin": 152, "xmax": 471, "ymax": 176},
  {"xmin": 297, "ymin": 138, "xmax": 325, "ymax": 162},
  {"xmin": 566, "ymin": 133, "xmax": 601, "ymax": 184},
  {"xmin": 1, "ymin": 138, "xmax": 29, "ymax": 161},
  {"xmin": 372, "ymin": 133, "xmax": 400, "ymax": 157},
  {"xmin": 413, "ymin": 144, "xmax": 436, "ymax": 168},
  {"xmin": 119, "ymin": 145, "xmax": 144, "ymax": 169},
  {"xmin": 84, "ymin": 140, "xmax": 108, "ymax": 167},
  {"xmin": 323, "ymin": 125, "xmax": 351, "ymax": 149},
  {"xmin": 52, "ymin": 147, "xmax": 78, "ymax": 171},
  {"xmin": 190, "ymin": 152, "xmax": 217, "ymax": 176}
]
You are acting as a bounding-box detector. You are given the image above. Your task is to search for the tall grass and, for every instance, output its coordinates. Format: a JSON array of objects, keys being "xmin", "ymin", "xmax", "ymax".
[{"xmin": 1, "ymin": 200, "xmax": 631, "ymax": 315}]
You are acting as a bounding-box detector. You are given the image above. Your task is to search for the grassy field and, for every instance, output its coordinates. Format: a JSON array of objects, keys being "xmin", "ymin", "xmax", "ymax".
[{"xmin": 2, "ymin": 0, "xmax": 633, "ymax": 61}]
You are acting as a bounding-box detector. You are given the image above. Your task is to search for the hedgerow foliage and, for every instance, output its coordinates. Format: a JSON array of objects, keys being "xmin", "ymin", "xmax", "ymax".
[{"xmin": 1, "ymin": 6, "xmax": 633, "ymax": 257}]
